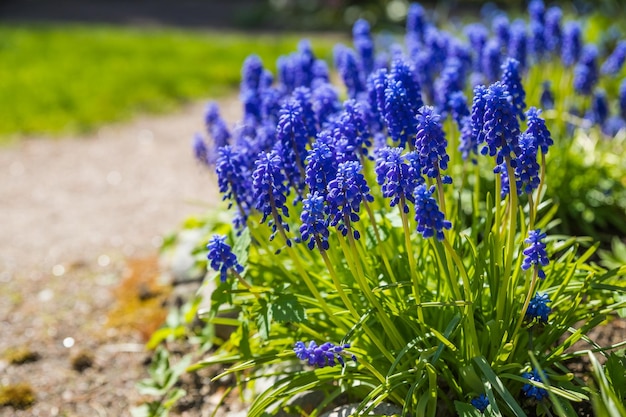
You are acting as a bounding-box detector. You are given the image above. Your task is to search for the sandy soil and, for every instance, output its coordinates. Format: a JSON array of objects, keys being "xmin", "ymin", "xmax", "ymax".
[{"xmin": 0, "ymin": 97, "xmax": 240, "ymax": 417}]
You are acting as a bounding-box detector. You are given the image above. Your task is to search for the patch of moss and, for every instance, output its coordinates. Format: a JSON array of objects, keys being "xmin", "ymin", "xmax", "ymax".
[
  {"xmin": 2, "ymin": 346, "xmax": 40, "ymax": 365},
  {"xmin": 0, "ymin": 383, "xmax": 36, "ymax": 409}
]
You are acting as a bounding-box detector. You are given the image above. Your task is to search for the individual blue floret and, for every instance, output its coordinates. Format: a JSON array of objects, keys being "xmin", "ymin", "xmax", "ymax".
[
  {"xmin": 414, "ymin": 184, "xmax": 451, "ymax": 240},
  {"xmin": 294, "ymin": 341, "xmax": 355, "ymax": 368},
  {"xmin": 526, "ymin": 293, "xmax": 552, "ymax": 323},
  {"xmin": 522, "ymin": 369, "xmax": 549, "ymax": 401},
  {"xmin": 522, "ymin": 229, "xmax": 549, "ymax": 279},
  {"xmin": 207, "ymin": 234, "xmax": 244, "ymax": 282}
]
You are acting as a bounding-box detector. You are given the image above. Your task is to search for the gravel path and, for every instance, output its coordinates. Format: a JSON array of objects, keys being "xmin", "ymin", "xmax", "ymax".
[{"xmin": 0, "ymin": 97, "xmax": 240, "ymax": 416}]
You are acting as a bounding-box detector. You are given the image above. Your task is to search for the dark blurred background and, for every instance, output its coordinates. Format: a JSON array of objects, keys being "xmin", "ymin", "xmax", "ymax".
[{"xmin": 1, "ymin": 0, "xmax": 623, "ymax": 31}]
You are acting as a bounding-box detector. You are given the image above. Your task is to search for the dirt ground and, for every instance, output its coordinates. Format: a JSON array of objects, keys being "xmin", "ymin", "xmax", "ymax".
[{"xmin": 0, "ymin": 96, "xmax": 240, "ymax": 417}]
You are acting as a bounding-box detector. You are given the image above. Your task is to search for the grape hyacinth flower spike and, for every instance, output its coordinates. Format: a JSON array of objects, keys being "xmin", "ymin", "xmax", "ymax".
[
  {"xmin": 522, "ymin": 369, "xmax": 548, "ymax": 401},
  {"xmin": 414, "ymin": 184, "xmax": 451, "ymax": 240},
  {"xmin": 294, "ymin": 341, "xmax": 355, "ymax": 368},
  {"xmin": 207, "ymin": 235, "xmax": 244, "ymax": 282},
  {"xmin": 414, "ymin": 106, "xmax": 451, "ymax": 184},
  {"xmin": 525, "ymin": 292, "xmax": 551, "ymax": 323},
  {"xmin": 471, "ymin": 394, "xmax": 489, "ymax": 414},
  {"xmin": 522, "ymin": 229, "xmax": 549, "ymax": 278},
  {"xmin": 300, "ymin": 192, "xmax": 330, "ymax": 251}
]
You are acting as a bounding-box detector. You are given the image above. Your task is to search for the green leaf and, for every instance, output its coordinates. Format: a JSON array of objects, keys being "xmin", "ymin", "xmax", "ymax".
[
  {"xmin": 605, "ymin": 350, "xmax": 626, "ymax": 401},
  {"xmin": 454, "ymin": 401, "xmax": 482, "ymax": 417},
  {"xmin": 256, "ymin": 299, "xmax": 273, "ymax": 340},
  {"xmin": 473, "ymin": 356, "xmax": 527, "ymax": 417},
  {"xmin": 232, "ymin": 226, "xmax": 251, "ymax": 267},
  {"xmin": 271, "ymin": 294, "xmax": 307, "ymax": 323}
]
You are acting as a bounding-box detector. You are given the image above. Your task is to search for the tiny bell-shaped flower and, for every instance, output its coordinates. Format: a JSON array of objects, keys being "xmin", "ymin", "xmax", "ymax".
[{"xmin": 207, "ymin": 235, "xmax": 244, "ymax": 282}]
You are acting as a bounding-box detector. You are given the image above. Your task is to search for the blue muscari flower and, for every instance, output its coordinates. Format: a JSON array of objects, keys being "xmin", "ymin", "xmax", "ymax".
[
  {"xmin": 540, "ymin": 81, "xmax": 555, "ymax": 110},
  {"xmin": 389, "ymin": 59, "xmax": 423, "ymax": 113},
  {"xmin": 311, "ymin": 59, "xmax": 330, "ymax": 85},
  {"xmin": 601, "ymin": 40, "xmax": 626, "ymax": 75},
  {"xmin": 305, "ymin": 132, "xmax": 338, "ymax": 195},
  {"xmin": 192, "ymin": 133, "xmax": 210, "ymax": 166},
  {"xmin": 204, "ymin": 102, "xmax": 232, "ymax": 149},
  {"xmin": 334, "ymin": 99, "xmax": 373, "ymax": 160},
  {"xmin": 375, "ymin": 146, "xmax": 424, "ymax": 213},
  {"xmin": 525, "ymin": 107, "xmax": 553, "ymax": 154},
  {"xmin": 448, "ymin": 91, "xmax": 470, "ymax": 128},
  {"xmin": 482, "ymin": 82, "xmax": 521, "ymax": 166},
  {"xmin": 589, "ymin": 89, "xmax": 609, "ymax": 126},
  {"xmin": 514, "ymin": 133, "xmax": 541, "ymax": 195},
  {"xmin": 501, "ymin": 58, "xmax": 526, "ymax": 121},
  {"xmin": 544, "ymin": 6, "xmax": 563, "ymax": 53},
  {"xmin": 424, "ymin": 27, "xmax": 450, "ymax": 71},
  {"xmin": 508, "ymin": 19, "xmax": 528, "ymax": 70},
  {"xmin": 529, "ymin": 20, "xmax": 547, "ymax": 62},
  {"xmin": 574, "ymin": 45, "xmax": 599, "ymax": 96},
  {"xmin": 406, "ymin": 2, "xmax": 427, "ymax": 44},
  {"xmin": 522, "ymin": 369, "xmax": 548, "ymax": 401},
  {"xmin": 334, "ymin": 44, "xmax": 365, "ymax": 99},
  {"xmin": 311, "ymin": 83, "xmax": 341, "ymax": 128},
  {"xmin": 482, "ymin": 39, "xmax": 502, "ymax": 83},
  {"xmin": 620, "ymin": 79, "xmax": 626, "ymax": 119},
  {"xmin": 300, "ymin": 192, "xmax": 330, "ymax": 251},
  {"xmin": 562, "ymin": 21, "xmax": 582, "ymax": 67},
  {"xmin": 369, "ymin": 68, "xmax": 388, "ymax": 118},
  {"xmin": 294, "ymin": 341, "xmax": 355, "ymax": 368},
  {"xmin": 526, "ymin": 292, "xmax": 552, "ymax": 323},
  {"xmin": 291, "ymin": 87, "xmax": 318, "ymax": 138},
  {"xmin": 465, "ymin": 23, "xmax": 489, "ymax": 72},
  {"xmin": 460, "ymin": 85, "xmax": 488, "ymax": 161},
  {"xmin": 277, "ymin": 40, "xmax": 317, "ymax": 93},
  {"xmin": 326, "ymin": 160, "xmax": 373, "ymax": 240},
  {"xmin": 414, "ymin": 184, "xmax": 451, "ymax": 240},
  {"xmin": 241, "ymin": 54, "xmax": 264, "ymax": 92},
  {"xmin": 492, "ymin": 15, "xmax": 511, "ymax": 50},
  {"xmin": 471, "ymin": 394, "xmax": 490, "ymax": 414},
  {"xmin": 414, "ymin": 106, "xmax": 452, "ymax": 183},
  {"xmin": 522, "ymin": 229, "xmax": 549, "ymax": 279},
  {"xmin": 252, "ymin": 150, "xmax": 291, "ymax": 244},
  {"xmin": 353, "ymin": 18, "xmax": 375, "ymax": 77},
  {"xmin": 412, "ymin": 50, "xmax": 435, "ymax": 103},
  {"xmin": 207, "ymin": 234, "xmax": 244, "ymax": 282},
  {"xmin": 383, "ymin": 79, "xmax": 417, "ymax": 149},
  {"xmin": 276, "ymin": 99, "xmax": 309, "ymax": 196},
  {"xmin": 216, "ymin": 145, "xmax": 253, "ymax": 218},
  {"xmin": 435, "ymin": 58, "xmax": 466, "ymax": 116},
  {"xmin": 528, "ymin": 0, "xmax": 545, "ymax": 25},
  {"xmin": 603, "ymin": 116, "xmax": 626, "ymax": 136}
]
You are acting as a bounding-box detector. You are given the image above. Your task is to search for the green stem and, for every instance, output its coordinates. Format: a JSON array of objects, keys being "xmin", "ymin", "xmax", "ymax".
[
  {"xmin": 363, "ymin": 201, "xmax": 398, "ymax": 283},
  {"xmin": 496, "ymin": 157, "xmax": 519, "ymax": 323},
  {"xmin": 399, "ymin": 196, "xmax": 422, "ymax": 321},
  {"xmin": 319, "ymin": 246, "xmax": 397, "ymax": 364}
]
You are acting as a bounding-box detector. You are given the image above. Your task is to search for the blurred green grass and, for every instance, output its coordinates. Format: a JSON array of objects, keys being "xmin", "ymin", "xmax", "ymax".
[{"xmin": 0, "ymin": 24, "xmax": 338, "ymax": 140}]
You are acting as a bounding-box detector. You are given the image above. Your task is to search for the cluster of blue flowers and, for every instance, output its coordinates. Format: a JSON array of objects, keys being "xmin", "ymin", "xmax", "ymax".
[
  {"xmin": 522, "ymin": 368, "xmax": 549, "ymax": 401},
  {"xmin": 192, "ymin": 0, "xmax": 624, "ymax": 408},
  {"xmin": 293, "ymin": 341, "xmax": 355, "ymax": 368}
]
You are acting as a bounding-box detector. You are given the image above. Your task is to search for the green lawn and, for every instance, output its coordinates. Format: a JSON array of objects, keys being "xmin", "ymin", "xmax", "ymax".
[{"xmin": 0, "ymin": 24, "xmax": 338, "ymax": 139}]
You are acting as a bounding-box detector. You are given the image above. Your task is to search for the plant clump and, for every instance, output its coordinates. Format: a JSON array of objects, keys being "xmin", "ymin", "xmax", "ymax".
[{"xmin": 0, "ymin": 383, "xmax": 36, "ymax": 410}]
